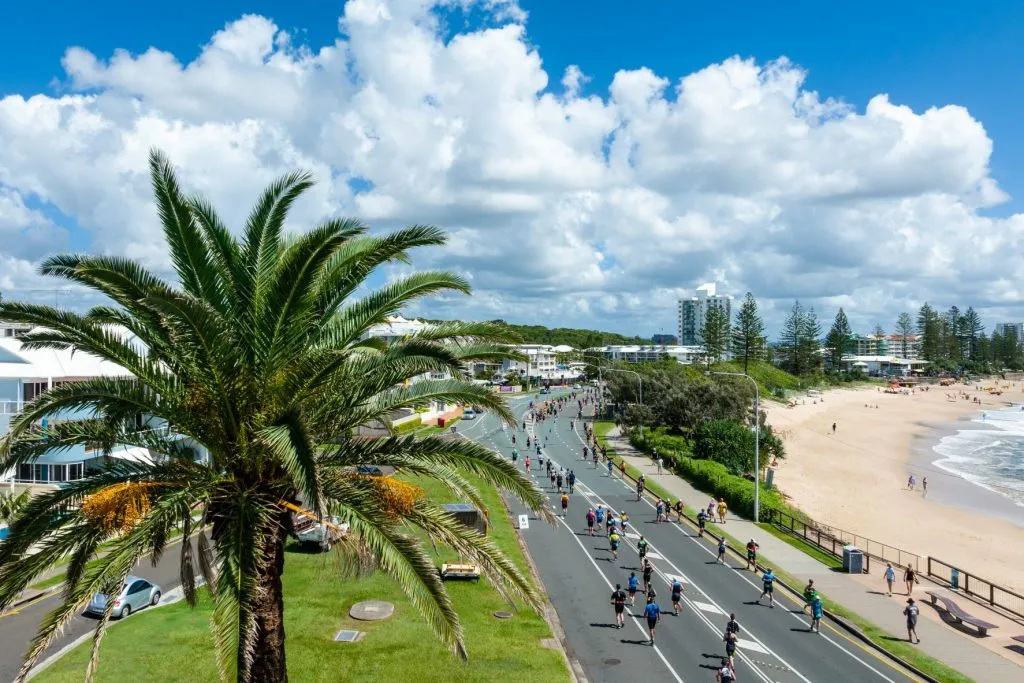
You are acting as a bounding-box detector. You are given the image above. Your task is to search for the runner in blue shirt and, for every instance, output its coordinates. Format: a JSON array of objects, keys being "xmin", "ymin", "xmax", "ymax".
[
  {"xmin": 595, "ymin": 505, "xmax": 605, "ymax": 527},
  {"xmin": 759, "ymin": 568, "xmax": 776, "ymax": 608},
  {"xmin": 627, "ymin": 572, "xmax": 640, "ymax": 605},
  {"xmin": 643, "ymin": 597, "xmax": 661, "ymax": 644},
  {"xmin": 670, "ymin": 578, "xmax": 685, "ymax": 614}
]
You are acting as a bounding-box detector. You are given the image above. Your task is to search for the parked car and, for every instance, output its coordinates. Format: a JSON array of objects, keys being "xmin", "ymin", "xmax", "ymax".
[
  {"xmin": 86, "ymin": 576, "xmax": 161, "ymax": 619},
  {"xmin": 463, "ymin": 409, "xmax": 476, "ymax": 419},
  {"xmin": 572, "ymin": 383, "xmax": 581, "ymax": 389}
]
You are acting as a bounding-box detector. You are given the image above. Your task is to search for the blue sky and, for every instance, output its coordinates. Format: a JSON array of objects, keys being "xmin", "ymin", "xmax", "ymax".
[
  {"xmin": 1, "ymin": 0, "xmax": 1022, "ymax": 336},
  {"xmin": 3, "ymin": 0, "xmax": 1022, "ymax": 214}
]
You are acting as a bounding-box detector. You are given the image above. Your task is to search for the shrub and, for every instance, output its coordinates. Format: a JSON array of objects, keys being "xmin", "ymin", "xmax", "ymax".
[
  {"xmin": 670, "ymin": 455, "xmax": 790, "ymax": 522},
  {"xmin": 692, "ymin": 420, "xmax": 754, "ymax": 474},
  {"xmin": 392, "ymin": 417, "xmax": 422, "ymax": 434},
  {"xmin": 629, "ymin": 427, "xmax": 692, "ymax": 458}
]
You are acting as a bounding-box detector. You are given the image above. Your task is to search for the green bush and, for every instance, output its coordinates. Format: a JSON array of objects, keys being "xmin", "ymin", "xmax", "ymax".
[
  {"xmin": 629, "ymin": 427, "xmax": 692, "ymax": 458},
  {"xmin": 692, "ymin": 419, "xmax": 754, "ymax": 474},
  {"xmin": 392, "ymin": 417, "xmax": 422, "ymax": 434},
  {"xmin": 670, "ymin": 455, "xmax": 790, "ymax": 522}
]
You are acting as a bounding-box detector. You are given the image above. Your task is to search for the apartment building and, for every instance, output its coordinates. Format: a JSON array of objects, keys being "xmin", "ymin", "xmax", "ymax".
[
  {"xmin": 588, "ymin": 344, "xmax": 706, "ymax": 365},
  {"xmin": 995, "ymin": 323, "xmax": 1024, "ymax": 342},
  {"xmin": 678, "ymin": 283, "xmax": 732, "ymax": 346},
  {"xmin": 501, "ymin": 344, "xmax": 558, "ymax": 379}
]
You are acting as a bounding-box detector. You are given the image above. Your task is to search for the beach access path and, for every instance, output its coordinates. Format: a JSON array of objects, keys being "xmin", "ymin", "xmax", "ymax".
[{"xmin": 606, "ymin": 427, "xmax": 1024, "ymax": 683}]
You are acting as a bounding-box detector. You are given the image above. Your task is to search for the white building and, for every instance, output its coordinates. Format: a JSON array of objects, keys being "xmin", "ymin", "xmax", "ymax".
[
  {"xmin": 0, "ymin": 321, "xmax": 33, "ymax": 339},
  {"xmin": 501, "ymin": 344, "xmax": 557, "ymax": 379},
  {"xmin": 361, "ymin": 316, "xmax": 452, "ymax": 382},
  {"xmin": 588, "ymin": 345, "xmax": 706, "ymax": 366},
  {"xmin": 840, "ymin": 354, "xmax": 928, "ymax": 377},
  {"xmin": 995, "ymin": 323, "xmax": 1024, "ymax": 342},
  {"xmin": 0, "ymin": 333, "xmax": 204, "ymax": 486},
  {"xmin": 678, "ymin": 283, "xmax": 732, "ymax": 347}
]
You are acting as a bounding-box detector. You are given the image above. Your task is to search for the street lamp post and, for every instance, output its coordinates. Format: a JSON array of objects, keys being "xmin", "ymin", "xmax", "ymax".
[
  {"xmin": 707, "ymin": 370, "xmax": 761, "ymax": 522},
  {"xmin": 601, "ymin": 367, "xmax": 644, "ymax": 439}
]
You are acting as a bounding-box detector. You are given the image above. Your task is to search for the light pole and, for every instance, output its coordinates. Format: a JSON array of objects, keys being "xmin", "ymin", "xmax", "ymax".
[
  {"xmin": 706, "ymin": 370, "xmax": 761, "ymax": 522},
  {"xmin": 601, "ymin": 366, "xmax": 644, "ymax": 439}
]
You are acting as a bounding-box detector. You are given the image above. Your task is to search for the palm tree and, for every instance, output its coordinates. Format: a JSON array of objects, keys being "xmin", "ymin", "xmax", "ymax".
[{"xmin": 0, "ymin": 151, "xmax": 547, "ymax": 682}]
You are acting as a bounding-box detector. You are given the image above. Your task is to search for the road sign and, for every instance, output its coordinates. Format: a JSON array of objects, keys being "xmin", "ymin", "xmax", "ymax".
[{"xmin": 518, "ymin": 514, "xmax": 530, "ymax": 529}]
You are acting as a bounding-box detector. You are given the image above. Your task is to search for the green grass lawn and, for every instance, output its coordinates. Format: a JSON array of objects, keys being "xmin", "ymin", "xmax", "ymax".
[{"xmin": 34, "ymin": 476, "xmax": 570, "ymax": 683}]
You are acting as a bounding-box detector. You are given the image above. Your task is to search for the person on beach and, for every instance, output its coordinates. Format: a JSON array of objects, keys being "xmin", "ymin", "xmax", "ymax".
[
  {"xmin": 884, "ymin": 563, "xmax": 896, "ymax": 596},
  {"xmin": 717, "ymin": 498, "xmax": 728, "ymax": 524},
  {"xmin": 832, "ymin": 422, "xmax": 836, "ymax": 434},
  {"xmin": 922, "ymin": 477, "xmax": 927, "ymax": 495},
  {"xmin": 904, "ymin": 598, "xmax": 920, "ymax": 643}
]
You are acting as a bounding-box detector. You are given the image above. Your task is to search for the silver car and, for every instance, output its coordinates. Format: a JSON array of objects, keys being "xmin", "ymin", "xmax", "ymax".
[{"xmin": 86, "ymin": 576, "xmax": 161, "ymax": 619}]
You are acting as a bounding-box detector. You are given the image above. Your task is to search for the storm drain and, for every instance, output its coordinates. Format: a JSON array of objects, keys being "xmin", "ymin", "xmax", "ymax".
[
  {"xmin": 603, "ymin": 658, "xmax": 621, "ymax": 666},
  {"xmin": 334, "ymin": 629, "xmax": 363, "ymax": 643}
]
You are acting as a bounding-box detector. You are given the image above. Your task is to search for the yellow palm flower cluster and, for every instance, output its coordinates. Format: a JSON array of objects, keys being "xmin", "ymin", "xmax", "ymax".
[
  {"xmin": 354, "ymin": 475, "xmax": 423, "ymax": 519},
  {"xmin": 81, "ymin": 482, "xmax": 156, "ymax": 534}
]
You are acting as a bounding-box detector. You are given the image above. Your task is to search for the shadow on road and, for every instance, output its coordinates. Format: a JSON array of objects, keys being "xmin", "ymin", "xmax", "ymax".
[{"xmin": 588, "ymin": 622, "xmax": 619, "ymax": 629}]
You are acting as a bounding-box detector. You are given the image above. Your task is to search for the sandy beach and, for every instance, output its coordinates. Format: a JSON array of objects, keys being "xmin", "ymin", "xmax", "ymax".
[{"xmin": 765, "ymin": 382, "xmax": 1024, "ymax": 593}]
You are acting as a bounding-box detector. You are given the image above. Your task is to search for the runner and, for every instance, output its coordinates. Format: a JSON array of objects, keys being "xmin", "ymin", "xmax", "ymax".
[
  {"xmin": 802, "ymin": 579, "xmax": 816, "ymax": 613},
  {"xmin": 511, "ymin": 448, "xmax": 519, "ymax": 464},
  {"xmin": 697, "ymin": 509, "xmax": 707, "ymax": 537},
  {"xmin": 670, "ymin": 577, "xmax": 685, "ymax": 614},
  {"xmin": 556, "ymin": 472, "xmax": 564, "ymax": 493},
  {"xmin": 586, "ymin": 508, "xmax": 596, "ymax": 536},
  {"xmin": 524, "ymin": 455, "xmax": 531, "ymax": 471},
  {"xmin": 637, "ymin": 535, "xmax": 649, "ymax": 562},
  {"xmin": 725, "ymin": 612, "xmax": 740, "ymax": 638},
  {"xmin": 582, "ymin": 445, "xmax": 589, "ymax": 461},
  {"xmin": 609, "ymin": 530, "xmax": 620, "ymax": 560},
  {"xmin": 567, "ymin": 470, "xmax": 576, "ymax": 493},
  {"xmin": 560, "ymin": 492, "xmax": 569, "ymax": 517},
  {"xmin": 642, "ymin": 559, "xmax": 654, "ymax": 594},
  {"xmin": 511, "ymin": 433, "xmax": 516, "ymax": 445},
  {"xmin": 549, "ymin": 468, "xmax": 556, "ymax": 489},
  {"xmin": 636, "ymin": 474, "xmax": 645, "ymax": 501},
  {"xmin": 655, "ymin": 499, "xmax": 665, "ymax": 523},
  {"xmin": 538, "ymin": 452, "xmax": 545, "ymax": 470},
  {"xmin": 673, "ymin": 499, "xmax": 684, "ymax": 522},
  {"xmin": 607, "ymin": 460, "xmax": 614, "ymax": 477},
  {"xmin": 627, "ymin": 572, "xmax": 640, "ymax": 605},
  {"xmin": 610, "ymin": 583, "xmax": 627, "ymax": 629},
  {"xmin": 717, "ymin": 537, "xmax": 727, "ymax": 564},
  {"xmin": 809, "ymin": 591, "xmax": 823, "ymax": 633},
  {"xmin": 758, "ymin": 567, "xmax": 776, "ymax": 607},
  {"xmin": 716, "ymin": 659, "xmax": 737, "ymax": 682},
  {"xmin": 619, "ymin": 511, "xmax": 629, "ymax": 533},
  {"xmin": 619, "ymin": 460, "xmax": 626, "ymax": 478},
  {"xmin": 607, "ymin": 512, "xmax": 618, "ymax": 537},
  {"xmin": 745, "ymin": 538, "xmax": 759, "ymax": 572},
  {"xmin": 643, "ymin": 596, "xmax": 661, "ymax": 644},
  {"xmin": 723, "ymin": 630, "xmax": 738, "ymax": 667}
]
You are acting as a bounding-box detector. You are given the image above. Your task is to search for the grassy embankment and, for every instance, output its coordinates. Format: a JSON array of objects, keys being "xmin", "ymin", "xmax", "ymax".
[{"xmin": 34, "ymin": 475, "xmax": 570, "ymax": 683}]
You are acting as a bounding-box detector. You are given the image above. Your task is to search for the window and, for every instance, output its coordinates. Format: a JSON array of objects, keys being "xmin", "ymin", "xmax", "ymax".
[
  {"xmin": 50, "ymin": 464, "xmax": 67, "ymax": 482},
  {"xmin": 33, "ymin": 464, "xmax": 48, "ymax": 482},
  {"xmin": 17, "ymin": 463, "xmax": 32, "ymax": 481},
  {"xmin": 68, "ymin": 463, "xmax": 84, "ymax": 481},
  {"xmin": 128, "ymin": 580, "xmax": 150, "ymax": 595}
]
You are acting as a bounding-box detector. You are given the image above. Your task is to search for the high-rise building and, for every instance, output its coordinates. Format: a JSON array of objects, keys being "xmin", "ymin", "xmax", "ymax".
[
  {"xmin": 677, "ymin": 283, "xmax": 732, "ymax": 346},
  {"xmin": 995, "ymin": 323, "xmax": 1024, "ymax": 342},
  {"xmin": 651, "ymin": 333, "xmax": 678, "ymax": 345}
]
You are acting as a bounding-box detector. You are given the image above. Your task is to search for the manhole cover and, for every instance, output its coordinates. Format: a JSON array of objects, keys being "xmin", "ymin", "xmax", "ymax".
[
  {"xmin": 493, "ymin": 611, "xmax": 513, "ymax": 619},
  {"xmin": 349, "ymin": 600, "xmax": 395, "ymax": 621},
  {"xmin": 603, "ymin": 658, "xmax": 621, "ymax": 665},
  {"xmin": 334, "ymin": 629, "xmax": 363, "ymax": 643}
]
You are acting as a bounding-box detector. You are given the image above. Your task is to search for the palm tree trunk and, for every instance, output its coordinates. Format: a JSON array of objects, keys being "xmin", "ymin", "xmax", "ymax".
[{"xmin": 249, "ymin": 526, "xmax": 288, "ymax": 682}]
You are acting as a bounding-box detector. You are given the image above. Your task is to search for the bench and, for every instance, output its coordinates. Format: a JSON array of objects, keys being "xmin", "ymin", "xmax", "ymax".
[{"xmin": 926, "ymin": 591, "xmax": 999, "ymax": 636}]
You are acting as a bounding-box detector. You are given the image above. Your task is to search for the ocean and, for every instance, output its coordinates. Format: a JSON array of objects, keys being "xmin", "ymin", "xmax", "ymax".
[{"xmin": 932, "ymin": 404, "xmax": 1024, "ymax": 508}]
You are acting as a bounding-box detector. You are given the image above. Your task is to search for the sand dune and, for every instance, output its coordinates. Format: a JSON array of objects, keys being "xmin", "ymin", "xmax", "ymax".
[{"xmin": 766, "ymin": 382, "xmax": 1024, "ymax": 593}]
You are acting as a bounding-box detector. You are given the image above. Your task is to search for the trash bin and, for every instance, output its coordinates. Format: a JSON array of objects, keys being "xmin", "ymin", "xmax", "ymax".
[
  {"xmin": 438, "ymin": 418, "xmax": 446, "ymax": 428},
  {"xmin": 842, "ymin": 545, "xmax": 864, "ymax": 574}
]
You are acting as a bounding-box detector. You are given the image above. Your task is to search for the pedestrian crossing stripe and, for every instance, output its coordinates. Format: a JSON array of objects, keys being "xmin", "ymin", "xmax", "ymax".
[
  {"xmin": 736, "ymin": 639, "xmax": 769, "ymax": 654},
  {"xmin": 692, "ymin": 601, "xmax": 725, "ymax": 615},
  {"xmin": 646, "ymin": 552, "xmax": 664, "ymax": 560}
]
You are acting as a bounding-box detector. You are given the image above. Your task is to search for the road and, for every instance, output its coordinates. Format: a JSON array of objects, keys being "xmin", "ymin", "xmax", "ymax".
[
  {"xmin": 458, "ymin": 389, "xmax": 920, "ymax": 683},
  {"xmin": 0, "ymin": 539, "xmax": 195, "ymax": 681}
]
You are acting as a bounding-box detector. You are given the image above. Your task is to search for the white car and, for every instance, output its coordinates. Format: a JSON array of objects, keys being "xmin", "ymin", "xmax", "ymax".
[
  {"xmin": 572, "ymin": 384, "xmax": 581, "ymax": 389},
  {"xmin": 85, "ymin": 576, "xmax": 161, "ymax": 619},
  {"xmin": 463, "ymin": 409, "xmax": 476, "ymax": 419}
]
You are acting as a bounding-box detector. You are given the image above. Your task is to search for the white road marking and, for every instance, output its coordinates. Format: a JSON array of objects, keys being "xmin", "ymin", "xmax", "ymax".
[
  {"xmin": 646, "ymin": 551, "xmax": 664, "ymax": 560},
  {"xmin": 737, "ymin": 639, "xmax": 770, "ymax": 654},
  {"xmin": 692, "ymin": 600, "xmax": 725, "ymax": 615}
]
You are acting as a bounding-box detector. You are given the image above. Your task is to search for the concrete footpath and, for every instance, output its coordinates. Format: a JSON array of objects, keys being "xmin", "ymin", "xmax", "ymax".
[{"xmin": 604, "ymin": 427, "xmax": 1023, "ymax": 682}]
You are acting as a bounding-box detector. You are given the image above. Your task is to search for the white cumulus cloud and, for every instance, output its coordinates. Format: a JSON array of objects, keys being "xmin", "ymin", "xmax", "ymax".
[{"xmin": 0, "ymin": 0, "xmax": 1020, "ymax": 335}]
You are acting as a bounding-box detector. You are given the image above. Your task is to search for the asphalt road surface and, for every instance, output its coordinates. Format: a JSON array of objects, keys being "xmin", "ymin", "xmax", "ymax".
[
  {"xmin": 0, "ymin": 539, "xmax": 195, "ymax": 681},
  {"xmin": 458, "ymin": 389, "xmax": 920, "ymax": 683}
]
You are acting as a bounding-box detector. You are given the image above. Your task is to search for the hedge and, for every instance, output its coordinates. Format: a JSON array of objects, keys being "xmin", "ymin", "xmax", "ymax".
[{"xmin": 392, "ymin": 417, "xmax": 422, "ymax": 434}]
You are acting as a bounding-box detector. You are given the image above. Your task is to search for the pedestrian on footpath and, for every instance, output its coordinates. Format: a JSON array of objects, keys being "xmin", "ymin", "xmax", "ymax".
[
  {"xmin": 644, "ymin": 596, "xmax": 661, "ymax": 645},
  {"xmin": 904, "ymin": 598, "xmax": 920, "ymax": 643},
  {"xmin": 809, "ymin": 592, "xmax": 823, "ymax": 633},
  {"xmin": 717, "ymin": 498, "xmax": 728, "ymax": 524},
  {"xmin": 586, "ymin": 508, "xmax": 596, "ymax": 536},
  {"xmin": 884, "ymin": 563, "xmax": 896, "ymax": 596},
  {"xmin": 758, "ymin": 568, "xmax": 776, "ymax": 608},
  {"xmin": 904, "ymin": 564, "xmax": 917, "ymax": 596},
  {"xmin": 717, "ymin": 537, "xmax": 727, "ymax": 563},
  {"xmin": 560, "ymin": 492, "xmax": 569, "ymax": 517},
  {"xmin": 611, "ymin": 584, "xmax": 627, "ymax": 629},
  {"xmin": 657, "ymin": 457, "xmax": 664, "ymax": 475}
]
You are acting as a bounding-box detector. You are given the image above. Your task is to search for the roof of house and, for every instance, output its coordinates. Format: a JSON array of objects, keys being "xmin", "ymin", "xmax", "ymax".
[{"xmin": 0, "ymin": 337, "xmax": 132, "ymax": 380}]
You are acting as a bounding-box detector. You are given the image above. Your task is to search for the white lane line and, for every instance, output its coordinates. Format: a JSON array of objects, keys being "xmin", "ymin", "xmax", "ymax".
[
  {"xmin": 738, "ymin": 639, "xmax": 770, "ymax": 654},
  {"xmin": 566, "ymin": 419, "xmax": 899, "ymax": 683},
  {"xmin": 646, "ymin": 552, "xmax": 664, "ymax": 560},
  {"xmin": 692, "ymin": 600, "xmax": 726, "ymax": 615}
]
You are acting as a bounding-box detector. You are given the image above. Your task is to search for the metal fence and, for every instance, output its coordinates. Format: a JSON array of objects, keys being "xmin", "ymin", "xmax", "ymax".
[
  {"xmin": 927, "ymin": 557, "xmax": 1024, "ymax": 619},
  {"xmin": 769, "ymin": 509, "xmax": 921, "ymax": 573}
]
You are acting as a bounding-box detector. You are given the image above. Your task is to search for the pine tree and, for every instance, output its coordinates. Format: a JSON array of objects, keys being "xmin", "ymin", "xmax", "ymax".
[
  {"xmin": 962, "ymin": 307, "xmax": 984, "ymax": 361},
  {"xmin": 895, "ymin": 312, "xmax": 914, "ymax": 359},
  {"xmin": 800, "ymin": 307, "xmax": 823, "ymax": 373},
  {"xmin": 701, "ymin": 304, "xmax": 731, "ymax": 366},
  {"xmin": 917, "ymin": 304, "xmax": 941, "ymax": 361},
  {"xmin": 825, "ymin": 308, "xmax": 853, "ymax": 370},
  {"xmin": 732, "ymin": 292, "xmax": 766, "ymax": 375},
  {"xmin": 780, "ymin": 301, "xmax": 805, "ymax": 375}
]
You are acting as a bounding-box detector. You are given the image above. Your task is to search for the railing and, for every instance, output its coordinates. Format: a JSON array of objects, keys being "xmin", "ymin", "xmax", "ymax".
[
  {"xmin": 0, "ymin": 401, "xmax": 24, "ymax": 415},
  {"xmin": 927, "ymin": 557, "xmax": 1024, "ymax": 619},
  {"xmin": 769, "ymin": 509, "xmax": 922, "ymax": 573}
]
